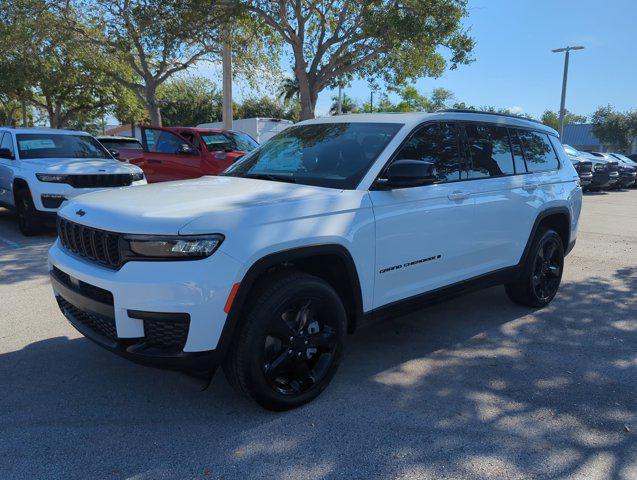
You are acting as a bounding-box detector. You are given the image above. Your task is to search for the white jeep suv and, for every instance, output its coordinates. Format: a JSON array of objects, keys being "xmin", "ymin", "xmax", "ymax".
[
  {"xmin": 48, "ymin": 111, "xmax": 582, "ymax": 410},
  {"xmin": 0, "ymin": 127, "xmax": 146, "ymax": 235}
]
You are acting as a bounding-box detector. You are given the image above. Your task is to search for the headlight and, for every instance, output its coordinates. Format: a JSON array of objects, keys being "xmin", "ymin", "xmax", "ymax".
[
  {"xmin": 126, "ymin": 234, "xmax": 224, "ymax": 260},
  {"xmin": 37, "ymin": 173, "xmax": 69, "ymax": 183},
  {"xmin": 131, "ymin": 172, "xmax": 144, "ymax": 181}
]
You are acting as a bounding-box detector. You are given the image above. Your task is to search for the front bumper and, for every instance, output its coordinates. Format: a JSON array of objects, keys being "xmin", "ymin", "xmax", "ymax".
[
  {"xmin": 49, "ymin": 241, "xmax": 244, "ymax": 371},
  {"xmin": 590, "ymin": 171, "xmax": 617, "ymax": 189},
  {"xmin": 617, "ymin": 172, "xmax": 636, "ymax": 188}
]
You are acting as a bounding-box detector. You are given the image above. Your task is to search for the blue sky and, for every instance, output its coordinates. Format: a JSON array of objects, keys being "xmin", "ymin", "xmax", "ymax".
[{"xmin": 193, "ymin": 0, "xmax": 635, "ymax": 121}]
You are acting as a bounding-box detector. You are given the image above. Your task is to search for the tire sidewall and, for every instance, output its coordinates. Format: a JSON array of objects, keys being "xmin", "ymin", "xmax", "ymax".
[{"xmin": 16, "ymin": 188, "xmax": 38, "ymax": 236}]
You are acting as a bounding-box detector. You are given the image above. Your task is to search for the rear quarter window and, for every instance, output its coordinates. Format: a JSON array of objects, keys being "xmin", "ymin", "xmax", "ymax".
[{"xmin": 517, "ymin": 130, "xmax": 559, "ymax": 173}]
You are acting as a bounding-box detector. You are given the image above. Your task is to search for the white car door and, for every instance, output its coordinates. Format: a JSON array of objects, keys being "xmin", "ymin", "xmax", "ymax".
[
  {"xmin": 0, "ymin": 133, "xmax": 16, "ymax": 206},
  {"xmin": 369, "ymin": 122, "xmax": 477, "ymax": 309},
  {"xmin": 458, "ymin": 123, "xmax": 539, "ymax": 273}
]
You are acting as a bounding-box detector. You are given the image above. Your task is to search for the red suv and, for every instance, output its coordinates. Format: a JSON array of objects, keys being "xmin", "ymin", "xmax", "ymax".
[{"xmin": 134, "ymin": 126, "xmax": 259, "ymax": 183}]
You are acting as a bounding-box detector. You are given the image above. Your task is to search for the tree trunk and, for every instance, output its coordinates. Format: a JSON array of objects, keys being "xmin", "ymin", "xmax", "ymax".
[
  {"xmin": 21, "ymin": 98, "xmax": 28, "ymax": 127},
  {"xmin": 144, "ymin": 81, "xmax": 162, "ymax": 126},
  {"xmin": 296, "ymin": 72, "xmax": 317, "ymax": 120}
]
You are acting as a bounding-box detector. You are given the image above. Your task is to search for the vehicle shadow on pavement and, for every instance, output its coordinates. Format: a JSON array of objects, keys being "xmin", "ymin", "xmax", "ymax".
[
  {"xmin": 0, "ymin": 208, "xmax": 56, "ymax": 285},
  {"xmin": 1, "ymin": 268, "xmax": 635, "ymax": 479}
]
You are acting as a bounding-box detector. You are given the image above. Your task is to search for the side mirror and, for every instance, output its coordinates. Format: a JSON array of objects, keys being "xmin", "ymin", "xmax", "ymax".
[
  {"xmin": 378, "ymin": 160, "xmax": 436, "ymax": 189},
  {"xmin": 0, "ymin": 148, "xmax": 14, "ymax": 160},
  {"xmin": 178, "ymin": 144, "xmax": 196, "ymax": 155},
  {"xmin": 108, "ymin": 148, "xmax": 120, "ymax": 159}
]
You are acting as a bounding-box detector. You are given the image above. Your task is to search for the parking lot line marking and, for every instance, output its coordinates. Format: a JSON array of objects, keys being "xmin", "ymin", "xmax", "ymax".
[{"xmin": 0, "ymin": 236, "xmax": 22, "ymax": 248}]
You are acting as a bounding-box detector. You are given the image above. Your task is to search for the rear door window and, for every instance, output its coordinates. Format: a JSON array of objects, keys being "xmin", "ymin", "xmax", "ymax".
[
  {"xmin": 463, "ymin": 124, "xmax": 515, "ymax": 178},
  {"xmin": 517, "ymin": 130, "xmax": 559, "ymax": 173}
]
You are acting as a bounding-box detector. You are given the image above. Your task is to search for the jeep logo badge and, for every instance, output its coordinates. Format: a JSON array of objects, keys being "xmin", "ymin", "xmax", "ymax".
[{"xmin": 76, "ymin": 209, "xmax": 86, "ymax": 217}]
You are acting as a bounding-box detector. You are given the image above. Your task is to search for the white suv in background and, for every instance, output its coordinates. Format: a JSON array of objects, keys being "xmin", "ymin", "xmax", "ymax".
[
  {"xmin": 0, "ymin": 128, "xmax": 146, "ymax": 235},
  {"xmin": 48, "ymin": 111, "xmax": 582, "ymax": 410}
]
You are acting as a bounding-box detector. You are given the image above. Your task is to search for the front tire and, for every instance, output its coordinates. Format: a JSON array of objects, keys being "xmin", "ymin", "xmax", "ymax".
[
  {"xmin": 15, "ymin": 188, "xmax": 42, "ymax": 236},
  {"xmin": 223, "ymin": 272, "xmax": 347, "ymax": 411},
  {"xmin": 505, "ymin": 229, "xmax": 564, "ymax": 308}
]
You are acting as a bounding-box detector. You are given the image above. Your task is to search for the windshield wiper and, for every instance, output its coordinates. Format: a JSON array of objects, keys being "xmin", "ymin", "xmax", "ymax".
[{"xmin": 244, "ymin": 173, "xmax": 298, "ymax": 184}]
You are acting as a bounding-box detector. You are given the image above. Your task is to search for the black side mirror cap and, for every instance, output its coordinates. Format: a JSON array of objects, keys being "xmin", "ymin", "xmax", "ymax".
[
  {"xmin": 376, "ymin": 159, "xmax": 436, "ymax": 189},
  {"xmin": 179, "ymin": 144, "xmax": 196, "ymax": 155},
  {"xmin": 108, "ymin": 148, "xmax": 120, "ymax": 159}
]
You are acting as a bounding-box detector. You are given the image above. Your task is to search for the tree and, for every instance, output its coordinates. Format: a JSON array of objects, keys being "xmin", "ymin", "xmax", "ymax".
[
  {"xmin": 247, "ymin": 0, "xmax": 473, "ymax": 120},
  {"xmin": 60, "ymin": 0, "xmax": 272, "ymax": 126},
  {"xmin": 278, "ymin": 77, "xmax": 300, "ymax": 104},
  {"xmin": 329, "ymin": 94, "xmax": 359, "ymax": 115},
  {"xmin": 541, "ymin": 110, "xmax": 586, "ymax": 131},
  {"xmin": 591, "ymin": 105, "xmax": 633, "ymax": 151},
  {"xmin": 0, "ymin": 0, "xmax": 115, "ymax": 128},
  {"xmin": 237, "ymin": 96, "xmax": 297, "ymax": 121},
  {"xmin": 158, "ymin": 77, "xmax": 222, "ymax": 126}
]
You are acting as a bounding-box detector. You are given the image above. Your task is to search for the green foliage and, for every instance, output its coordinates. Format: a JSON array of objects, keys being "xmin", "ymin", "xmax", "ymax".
[
  {"xmin": 247, "ymin": 0, "xmax": 473, "ymax": 119},
  {"xmin": 237, "ymin": 96, "xmax": 298, "ymax": 121},
  {"xmin": 329, "ymin": 94, "xmax": 360, "ymax": 115},
  {"xmin": 540, "ymin": 110, "xmax": 587, "ymax": 130},
  {"xmin": 158, "ymin": 77, "xmax": 222, "ymax": 126},
  {"xmin": 0, "ymin": 0, "xmax": 114, "ymax": 128},
  {"xmin": 591, "ymin": 105, "xmax": 635, "ymax": 151}
]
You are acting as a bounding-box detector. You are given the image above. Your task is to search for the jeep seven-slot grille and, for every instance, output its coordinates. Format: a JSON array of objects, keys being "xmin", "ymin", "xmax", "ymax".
[
  {"xmin": 607, "ymin": 162, "xmax": 619, "ymax": 173},
  {"xmin": 67, "ymin": 174, "xmax": 135, "ymax": 188},
  {"xmin": 575, "ymin": 161, "xmax": 592, "ymax": 174},
  {"xmin": 57, "ymin": 217, "xmax": 123, "ymax": 269}
]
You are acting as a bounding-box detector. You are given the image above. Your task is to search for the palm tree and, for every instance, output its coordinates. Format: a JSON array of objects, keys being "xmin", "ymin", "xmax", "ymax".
[
  {"xmin": 278, "ymin": 77, "xmax": 299, "ymax": 104},
  {"xmin": 329, "ymin": 94, "xmax": 359, "ymax": 116}
]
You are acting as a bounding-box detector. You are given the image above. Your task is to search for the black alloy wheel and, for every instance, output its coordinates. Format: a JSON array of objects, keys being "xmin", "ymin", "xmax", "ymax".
[
  {"xmin": 505, "ymin": 229, "xmax": 564, "ymax": 308},
  {"xmin": 262, "ymin": 297, "xmax": 338, "ymax": 396},
  {"xmin": 531, "ymin": 236, "xmax": 563, "ymax": 302}
]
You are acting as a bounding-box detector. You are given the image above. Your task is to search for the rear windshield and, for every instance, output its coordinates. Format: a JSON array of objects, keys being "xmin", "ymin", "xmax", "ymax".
[
  {"xmin": 16, "ymin": 134, "xmax": 110, "ymax": 160},
  {"xmin": 223, "ymin": 122, "xmax": 402, "ymax": 189},
  {"xmin": 98, "ymin": 138, "xmax": 143, "ymax": 150}
]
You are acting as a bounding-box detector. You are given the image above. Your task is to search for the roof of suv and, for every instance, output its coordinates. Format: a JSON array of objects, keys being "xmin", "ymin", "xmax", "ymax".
[
  {"xmin": 299, "ymin": 111, "xmax": 558, "ymax": 136},
  {"xmin": 0, "ymin": 127, "xmax": 90, "ymax": 136}
]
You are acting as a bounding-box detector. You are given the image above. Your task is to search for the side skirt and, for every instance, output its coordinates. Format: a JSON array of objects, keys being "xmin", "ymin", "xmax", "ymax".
[{"xmin": 365, "ymin": 266, "xmax": 520, "ymax": 323}]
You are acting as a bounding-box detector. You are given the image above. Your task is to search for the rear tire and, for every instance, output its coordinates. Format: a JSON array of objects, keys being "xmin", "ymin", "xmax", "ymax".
[
  {"xmin": 15, "ymin": 188, "xmax": 42, "ymax": 236},
  {"xmin": 223, "ymin": 271, "xmax": 347, "ymax": 411},
  {"xmin": 505, "ymin": 229, "xmax": 564, "ymax": 308}
]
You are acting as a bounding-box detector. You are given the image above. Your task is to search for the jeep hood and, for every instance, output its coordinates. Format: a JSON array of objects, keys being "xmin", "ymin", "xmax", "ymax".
[
  {"xmin": 57, "ymin": 176, "xmax": 354, "ymax": 235},
  {"xmin": 21, "ymin": 157, "xmax": 141, "ymax": 175}
]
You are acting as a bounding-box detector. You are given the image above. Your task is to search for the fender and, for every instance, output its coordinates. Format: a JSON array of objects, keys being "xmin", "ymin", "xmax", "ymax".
[
  {"xmin": 214, "ymin": 244, "xmax": 364, "ymax": 360},
  {"xmin": 517, "ymin": 206, "xmax": 572, "ymax": 268}
]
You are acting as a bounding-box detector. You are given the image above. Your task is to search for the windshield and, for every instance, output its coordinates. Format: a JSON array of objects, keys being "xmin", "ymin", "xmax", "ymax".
[
  {"xmin": 611, "ymin": 153, "xmax": 637, "ymax": 166},
  {"xmin": 223, "ymin": 122, "xmax": 402, "ymax": 189},
  {"xmin": 562, "ymin": 144, "xmax": 580, "ymax": 156},
  {"xmin": 200, "ymin": 132, "xmax": 258, "ymax": 152},
  {"xmin": 16, "ymin": 134, "xmax": 111, "ymax": 160},
  {"xmin": 98, "ymin": 138, "xmax": 143, "ymax": 150}
]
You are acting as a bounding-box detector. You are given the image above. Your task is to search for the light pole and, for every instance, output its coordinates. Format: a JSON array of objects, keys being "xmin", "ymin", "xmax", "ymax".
[
  {"xmin": 222, "ymin": 29, "xmax": 233, "ymax": 130},
  {"xmin": 552, "ymin": 45, "xmax": 584, "ymax": 138}
]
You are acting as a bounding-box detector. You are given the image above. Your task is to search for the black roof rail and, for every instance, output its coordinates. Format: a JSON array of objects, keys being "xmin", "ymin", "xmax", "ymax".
[{"xmin": 436, "ymin": 109, "xmax": 545, "ymax": 126}]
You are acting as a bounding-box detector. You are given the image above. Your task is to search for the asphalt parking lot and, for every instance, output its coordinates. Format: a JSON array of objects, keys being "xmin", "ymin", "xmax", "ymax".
[{"xmin": 1, "ymin": 190, "xmax": 635, "ymax": 480}]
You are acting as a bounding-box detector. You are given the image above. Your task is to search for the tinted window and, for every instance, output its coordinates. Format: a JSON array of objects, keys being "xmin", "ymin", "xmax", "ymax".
[
  {"xmin": 463, "ymin": 124, "xmax": 514, "ymax": 178},
  {"xmin": 224, "ymin": 122, "xmax": 402, "ymax": 189},
  {"xmin": 145, "ymin": 129, "xmax": 190, "ymax": 154},
  {"xmin": 16, "ymin": 134, "xmax": 110, "ymax": 160},
  {"xmin": 98, "ymin": 138, "xmax": 142, "ymax": 150},
  {"xmin": 509, "ymin": 130, "xmax": 527, "ymax": 173},
  {"xmin": 0, "ymin": 133, "xmax": 13, "ymax": 154},
  {"xmin": 230, "ymin": 132, "xmax": 259, "ymax": 151},
  {"xmin": 200, "ymin": 132, "xmax": 233, "ymax": 151},
  {"xmin": 395, "ymin": 122, "xmax": 462, "ymax": 183},
  {"xmin": 517, "ymin": 130, "xmax": 559, "ymax": 172}
]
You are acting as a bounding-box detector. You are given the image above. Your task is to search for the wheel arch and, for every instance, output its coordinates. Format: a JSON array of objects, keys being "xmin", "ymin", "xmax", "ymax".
[
  {"xmin": 216, "ymin": 244, "xmax": 364, "ymax": 360},
  {"xmin": 519, "ymin": 207, "xmax": 571, "ymax": 267}
]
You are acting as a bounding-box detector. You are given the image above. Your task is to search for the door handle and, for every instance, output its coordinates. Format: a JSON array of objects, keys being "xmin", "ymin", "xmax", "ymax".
[{"xmin": 447, "ymin": 191, "xmax": 470, "ymax": 201}]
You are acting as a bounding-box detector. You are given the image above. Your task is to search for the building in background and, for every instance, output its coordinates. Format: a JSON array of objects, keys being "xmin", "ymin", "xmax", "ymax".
[{"xmin": 563, "ymin": 124, "xmax": 637, "ymax": 153}]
